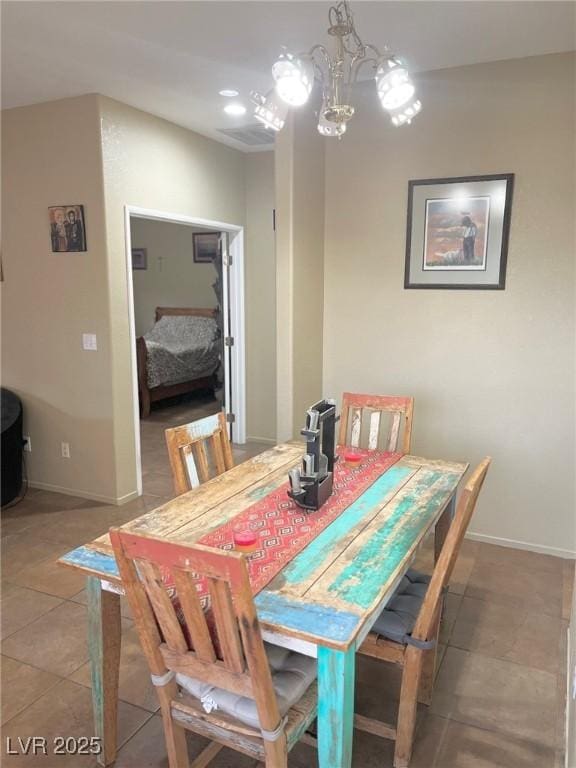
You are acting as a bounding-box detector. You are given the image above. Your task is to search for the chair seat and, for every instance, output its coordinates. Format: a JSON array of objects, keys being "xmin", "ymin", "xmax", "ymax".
[
  {"xmin": 176, "ymin": 643, "xmax": 317, "ymax": 730},
  {"xmin": 371, "ymin": 569, "xmax": 431, "ymax": 645}
]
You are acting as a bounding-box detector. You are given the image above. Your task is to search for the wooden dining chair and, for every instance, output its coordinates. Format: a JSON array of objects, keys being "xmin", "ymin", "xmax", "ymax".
[
  {"xmin": 109, "ymin": 529, "xmax": 318, "ymax": 768},
  {"xmin": 355, "ymin": 457, "xmax": 491, "ymax": 768},
  {"xmin": 338, "ymin": 393, "xmax": 414, "ymax": 453},
  {"xmin": 165, "ymin": 412, "xmax": 234, "ymax": 496}
]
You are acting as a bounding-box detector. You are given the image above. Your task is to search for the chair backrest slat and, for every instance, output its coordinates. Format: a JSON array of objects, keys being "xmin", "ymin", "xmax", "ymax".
[
  {"xmin": 171, "ymin": 568, "xmax": 216, "ymax": 663},
  {"xmin": 165, "ymin": 412, "xmax": 234, "ymax": 496},
  {"xmin": 339, "ymin": 393, "xmax": 414, "ymax": 453},
  {"xmin": 350, "ymin": 408, "xmax": 362, "ymax": 448},
  {"xmin": 368, "ymin": 410, "xmax": 381, "ymax": 450},
  {"xmin": 207, "ymin": 577, "xmax": 245, "ymax": 673},
  {"xmin": 210, "ymin": 433, "xmax": 226, "ymax": 476},
  {"xmin": 412, "ymin": 457, "xmax": 491, "ymax": 642},
  {"xmin": 136, "ymin": 559, "xmax": 189, "ymax": 653},
  {"xmin": 387, "ymin": 412, "xmax": 402, "ymax": 452},
  {"xmin": 182, "ymin": 445, "xmax": 201, "ymax": 489},
  {"xmin": 110, "ymin": 530, "xmax": 283, "ymax": 733},
  {"xmin": 193, "ymin": 440, "xmax": 210, "ymax": 484}
]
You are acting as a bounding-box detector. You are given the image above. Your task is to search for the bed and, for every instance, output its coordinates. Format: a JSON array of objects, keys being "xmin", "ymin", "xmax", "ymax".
[{"xmin": 136, "ymin": 307, "xmax": 220, "ymax": 418}]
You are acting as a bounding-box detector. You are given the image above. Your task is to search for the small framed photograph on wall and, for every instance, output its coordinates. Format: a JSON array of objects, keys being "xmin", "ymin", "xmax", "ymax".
[
  {"xmin": 193, "ymin": 231, "xmax": 220, "ymax": 263},
  {"xmin": 132, "ymin": 248, "xmax": 148, "ymax": 270},
  {"xmin": 404, "ymin": 174, "xmax": 514, "ymax": 289},
  {"xmin": 49, "ymin": 205, "xmax": 87, "ymax": 252}
]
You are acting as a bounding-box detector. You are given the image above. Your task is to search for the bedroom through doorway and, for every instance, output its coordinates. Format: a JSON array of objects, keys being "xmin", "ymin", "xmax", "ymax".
[{"xmin": 124, "ymin": 207, "xmax": 246, "ymax": 499}]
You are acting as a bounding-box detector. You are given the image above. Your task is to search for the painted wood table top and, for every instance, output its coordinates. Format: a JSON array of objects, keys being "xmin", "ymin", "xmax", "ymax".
[{"xmin": 59, "ymin": 442, "xmax": 467, "ymax": 768}]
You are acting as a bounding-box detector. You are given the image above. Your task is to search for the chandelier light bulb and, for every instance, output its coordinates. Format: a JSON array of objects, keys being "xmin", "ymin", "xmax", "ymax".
[
  {"xmin": 376, "ymin": 58, "xmax": 416, "ymax": 112},
  {"xmin": 272, "ymin": 54, "xmax": 314, "ymax": 107},
  {"xmin": 251, "ymin": 90, "xmax": 288, "ymax": 132},
  {"xmin": 390, "ymin": 97, "xmax": 422, "ymax": 127}
]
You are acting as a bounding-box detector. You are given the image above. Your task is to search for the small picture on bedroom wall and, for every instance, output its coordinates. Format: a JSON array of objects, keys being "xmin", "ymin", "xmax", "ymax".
[
  {"xmin": 193, "ymin": 231, "xmax": 220, "ymax": 263},
  {"xmin": 132, "ymin": 248, "xmax": 148, "ymax": 270},
  {"xmin": 49, "ymin": 205, "xmax": 86, "ymax": 252}
]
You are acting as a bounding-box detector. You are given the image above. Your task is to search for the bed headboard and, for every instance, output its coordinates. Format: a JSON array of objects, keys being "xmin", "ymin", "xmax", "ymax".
[{"xmin": 155, "ymin": 307, "xmax": 217, "ymax": 322}]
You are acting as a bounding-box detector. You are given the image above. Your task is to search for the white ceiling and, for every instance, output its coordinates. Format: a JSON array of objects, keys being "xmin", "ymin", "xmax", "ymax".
[{"xmin": 2, "ymin": 1, "xmax": 575, "ymax": 152}]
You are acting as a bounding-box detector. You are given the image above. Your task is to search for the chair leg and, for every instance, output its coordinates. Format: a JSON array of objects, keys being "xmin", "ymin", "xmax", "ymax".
[
  {"xmin": 157, "ymin": 681, "xmax": 189, "ymax": 768},
  {"xmin": 263, "ymin": 733, "xmax": 288, "ymax": 768},
  {"xmin": 417, "ymin": 605, "xmax": 442, "ymax": 706},
  {"xmin": 394, "ymin": 647, "xmax": 423, "ymax": 768}
]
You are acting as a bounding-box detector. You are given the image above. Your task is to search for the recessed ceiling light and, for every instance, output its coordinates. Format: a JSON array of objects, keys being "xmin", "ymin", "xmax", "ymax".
[
  {"xmin": 224, "ymin": 103, "xmax": 247, "ymax": 116},
  {"xmin": 219, "ymin": 89, "xmax": 239, "ymax": 98}
]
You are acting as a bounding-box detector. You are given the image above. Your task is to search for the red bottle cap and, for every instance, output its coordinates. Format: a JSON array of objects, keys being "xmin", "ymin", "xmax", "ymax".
[{"xmin": 233, "ymin": 530, "xmax": 258, "ymax": 549}]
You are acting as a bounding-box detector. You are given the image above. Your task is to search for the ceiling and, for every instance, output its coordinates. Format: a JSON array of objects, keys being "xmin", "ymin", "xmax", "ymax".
[{"xmin": 2, "ymin": 1, "xmax": 575, "ymax": 152}]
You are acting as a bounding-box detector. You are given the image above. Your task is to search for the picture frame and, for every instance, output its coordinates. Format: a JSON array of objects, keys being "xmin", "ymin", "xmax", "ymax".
[
  {"xmin": 131, "ymin": 248, "xmax": 148, "ymax": 270},
  {"xmin": 404, "ymin": 174, "xmax": 514, "ymax": 290},
  {"xmin": 193, "ymin": 231, "xmax": 220, "ymax": 263},
  {"xmin": 48, "ymin": 204, "xmax": 87, "ymax": 252}
]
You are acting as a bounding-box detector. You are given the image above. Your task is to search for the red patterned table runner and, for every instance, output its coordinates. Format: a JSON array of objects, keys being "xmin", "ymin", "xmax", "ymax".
[{"xmin": 196, "ymin": 446, "xmax": 402, "ymax": 598}]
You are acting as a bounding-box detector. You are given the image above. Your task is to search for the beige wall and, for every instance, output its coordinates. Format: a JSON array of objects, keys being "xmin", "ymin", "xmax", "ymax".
[
  {"xmin": 1, "ymin": 95, "xmax": 119, "ymax": 501},
  {"xmin": 130, "ymin": 218, "xmax": 217, "ymax": 337},
  {"xmin": 245, "ymin": 151, "xmax": 277, "ymax": 442},
  {"xmin": 322, "ymin": 52, "xmax": 575, "ymax": 555},
  {"xmin": 275, "ymin": 109, "xmax": 325, "ymax": 440},
  {"xmin": 2, "ymin": 94, "xmax": 276, "ymax": 502}
]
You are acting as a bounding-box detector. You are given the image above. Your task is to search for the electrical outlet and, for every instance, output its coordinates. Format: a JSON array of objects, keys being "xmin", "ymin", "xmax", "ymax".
[
  {"xmin": 61, "ymin": 442, "xmax": 70, "ymax": 459},
  {"xmin": 23, "ymin": 435, "xmax": 31, "ymax": 452}
]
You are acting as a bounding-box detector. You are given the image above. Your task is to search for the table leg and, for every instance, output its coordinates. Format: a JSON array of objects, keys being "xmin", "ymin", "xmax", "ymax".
[
  {"xmin": 86, "ymin": 576, "xmax": 122, "ymax": 767},
  {"xmin": 434, "ymin": 493, "xmax": 456, "ymax": 563},
  {"xmin": 317, "ymin": 645, "xmax": 355, "ymax": 768}
]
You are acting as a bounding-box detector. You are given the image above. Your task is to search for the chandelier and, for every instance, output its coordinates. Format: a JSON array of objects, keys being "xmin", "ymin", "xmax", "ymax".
[{"xmin": 251, "ymin": 0, "xmax": 421, "ymax": 137}]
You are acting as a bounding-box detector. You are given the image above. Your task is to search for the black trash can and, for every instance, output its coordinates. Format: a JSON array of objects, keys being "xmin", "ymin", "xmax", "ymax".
[{"xmin": 1, "ymin": 388, "xmax": 24, "ymax": 506}]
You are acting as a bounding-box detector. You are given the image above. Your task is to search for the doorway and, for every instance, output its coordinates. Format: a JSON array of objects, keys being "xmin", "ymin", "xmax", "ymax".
[{"xmin": 124, "ymin": 206, "xmax": 246, "ymax": 497}]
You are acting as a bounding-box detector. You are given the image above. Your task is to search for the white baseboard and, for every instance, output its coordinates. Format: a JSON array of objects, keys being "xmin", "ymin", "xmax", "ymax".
[
  {"xmin": 28, "ymin": 481, "xmax": 139, "ymax": 507},
  {"xmin": 466, "ymin": 531, "xmax": 576, "ymax": 560}
]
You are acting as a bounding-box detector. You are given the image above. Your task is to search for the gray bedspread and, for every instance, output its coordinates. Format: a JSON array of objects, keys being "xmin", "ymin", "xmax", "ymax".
[{"xmin": 144, "ymin": 315, "xmax": 219, "ymax": 389}]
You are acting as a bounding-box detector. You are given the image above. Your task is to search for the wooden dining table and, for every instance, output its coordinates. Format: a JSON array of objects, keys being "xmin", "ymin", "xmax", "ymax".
[{"xmin": 59, "ymin": 441, "xmax": 467, "ymax": 768}]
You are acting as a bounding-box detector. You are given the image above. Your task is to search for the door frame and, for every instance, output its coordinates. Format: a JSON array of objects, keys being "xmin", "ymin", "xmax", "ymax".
[{"xmin": 124, "ymin": 205, "xmax": 246, "ymax": 496}]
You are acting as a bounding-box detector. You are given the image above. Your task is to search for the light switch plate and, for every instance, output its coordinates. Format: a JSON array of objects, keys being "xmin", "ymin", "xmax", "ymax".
[{"xmin": 82, "ymin": 333, "xmax": 97, "ymax": 351}]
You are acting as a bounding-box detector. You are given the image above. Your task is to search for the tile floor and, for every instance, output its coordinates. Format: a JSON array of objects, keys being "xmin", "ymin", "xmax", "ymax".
[{"xmin": 1, "ymin": 417, "xmax": 573, "ymax": 767}]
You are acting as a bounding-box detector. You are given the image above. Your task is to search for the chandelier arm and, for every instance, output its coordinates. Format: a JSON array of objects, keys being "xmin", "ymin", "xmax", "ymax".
[
  {"xmin": 307, "ymin": 45, "xmax": 332, "ymax": 86},
  {"xmin": 351, "ymin": 55, "xmax": 380, "ymax": 84},
  {"xmin": 344, "ymin": 50, "xmax": 365, "ymax": 101},
  {"xmin": 341, "ymin": 38, "xmax": 365, "ymax": 59},
  {"xmin": 308, "ymin": 44, "xmax": 332, "ymax": 67},
  {"xmin": 364, "ymin": 42, "xmax": 390, "ymax": 60}
]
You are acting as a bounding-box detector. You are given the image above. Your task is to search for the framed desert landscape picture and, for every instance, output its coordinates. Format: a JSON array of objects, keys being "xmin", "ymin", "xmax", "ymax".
[{"xmin": 404, "ymin": 174, "xmax": 514, "ymax": 289}]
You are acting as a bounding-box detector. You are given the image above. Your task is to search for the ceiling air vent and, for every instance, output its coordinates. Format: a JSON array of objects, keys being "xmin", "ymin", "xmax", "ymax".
[{"xmin": 218, "ymin": 124, "xmax": 274, "ymax": 147}]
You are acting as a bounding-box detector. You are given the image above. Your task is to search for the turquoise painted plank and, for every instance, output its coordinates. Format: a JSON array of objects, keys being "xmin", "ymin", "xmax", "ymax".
[
  {"xmin": 61, "ymin": 546, "xmax": 119, "ymax": 578},
  {"xmin": 281, "ymin": 464, "xmax": 415, "ymax": 585},
  {"xmin": 255, "ymin": 591, "xmax": 360, "ymax": 644},
  {"xmin": 329, "ymin": 471, "xmax": 456, "ymax": 609},
  {"xmin": 317, "ymin": 646, "xmax": 355, "ymax": 768},
  {"xmin": 86, "ymin": 576, "xmax": 122, "ymax": 766}
]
